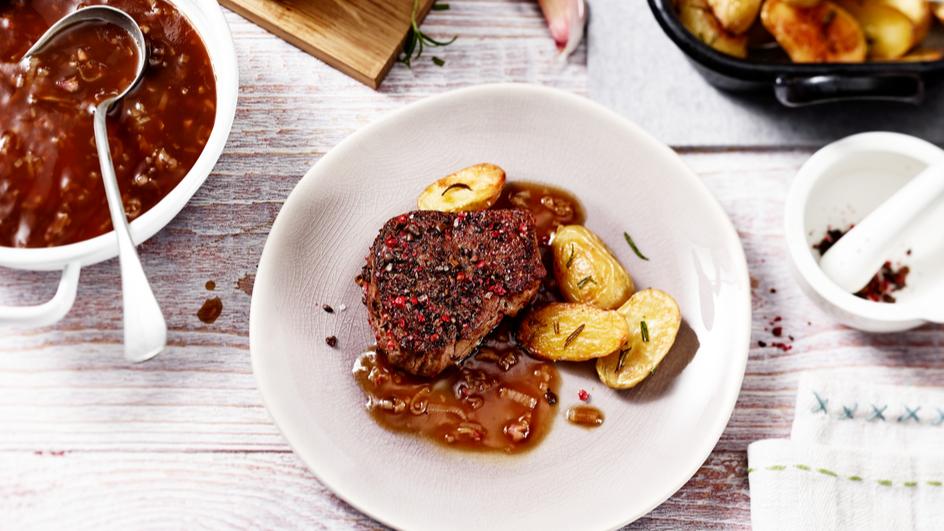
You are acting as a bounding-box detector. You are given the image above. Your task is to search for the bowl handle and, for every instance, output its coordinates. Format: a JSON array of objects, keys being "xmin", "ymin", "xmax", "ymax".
[
  {"xmin": 0, "ymin": 262, "xmax": 81, "ymax": 328},
  {"xmin": 774, "ymin": 74, "xmax": 924, "ymax": 107}
]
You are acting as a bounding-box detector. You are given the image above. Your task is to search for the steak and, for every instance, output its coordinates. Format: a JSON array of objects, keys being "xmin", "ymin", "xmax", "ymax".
[{"xmin": 362, "ymin": 209, "xmax": 546, "ymax": 378}]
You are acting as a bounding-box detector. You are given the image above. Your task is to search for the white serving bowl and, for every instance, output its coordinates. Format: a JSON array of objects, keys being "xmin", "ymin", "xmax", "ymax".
[
  {"xmin": 784, "ymin": 132, "xmax": 944, "ymax": 333},
  {"xmin": 0, "ymin": 0, "xmax": 238, "ymax": 327}
]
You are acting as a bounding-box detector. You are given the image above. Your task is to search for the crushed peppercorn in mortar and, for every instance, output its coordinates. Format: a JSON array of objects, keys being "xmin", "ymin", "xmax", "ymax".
[{"xmin": 814, "ymin": 226, "xmax": 911, "ymax": 303}]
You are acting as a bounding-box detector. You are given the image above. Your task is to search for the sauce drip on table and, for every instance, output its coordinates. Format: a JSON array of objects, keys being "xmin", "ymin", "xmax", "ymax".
[
  {"xmin": 0, "ymin": 0, "xmax": 216, "ymax": 248},
  {"xmin": 354, "ymin": 181, "xmax": 600, "ymax": 452}
]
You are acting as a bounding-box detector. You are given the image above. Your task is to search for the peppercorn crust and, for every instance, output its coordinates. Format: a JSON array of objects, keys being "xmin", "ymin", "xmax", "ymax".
[{"xmin": 362, "ymin": 209, "xmax": 546, "ymax": 377}]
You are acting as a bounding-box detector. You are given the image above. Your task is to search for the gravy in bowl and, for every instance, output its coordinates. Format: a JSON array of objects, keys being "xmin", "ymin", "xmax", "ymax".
[{"xmin": 0, "ymin": 0, "xmax": 216, "ymax": 248}]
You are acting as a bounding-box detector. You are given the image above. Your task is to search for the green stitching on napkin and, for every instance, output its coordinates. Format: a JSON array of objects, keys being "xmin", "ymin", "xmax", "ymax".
[
  {"xmin": 898, "ymin": 406, "xmax": 921, "ymax": 423},
  {"xmin": 751, "ymin": 464, "xmax": 941, "ymax": 489},
  {"xmin": 870, "ymin": 404, "xmax": 887, "ymax": 422},
  {"xmin": 812, "ymin": 392, "xmax": 829, "ymax": 414},
  {"xmin": 841, "ymin": 403, "xmax": 857, "ymax": 419},
  {"xmin": 934, "ymin": 408, "xmax": 944, "ymax": 427}
]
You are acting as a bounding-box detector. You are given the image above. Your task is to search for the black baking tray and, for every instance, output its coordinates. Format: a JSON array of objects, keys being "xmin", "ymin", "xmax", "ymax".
[{"xmin": 648, "ymin": 0, "xmax": 944, "ymax": 106}]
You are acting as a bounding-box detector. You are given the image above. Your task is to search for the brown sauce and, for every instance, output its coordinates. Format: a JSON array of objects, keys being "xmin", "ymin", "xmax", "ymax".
[
  {"xmin": 354, "ymin": 181, "xmax": 598, "ymax": 453},
  {"xmin": 354, "ymin": 325, "xmax": 560, "ymax": 454},
  {"xmin": 197, "ymin": 296, "xmax": 221, "ymax": 324},
  {"xmin": 566, "ymin": 405, "xmax": 605, "ymax": 428},
  {"xmin": 0, "ymin": 0, "xmax": 216, "ymax": 248}
]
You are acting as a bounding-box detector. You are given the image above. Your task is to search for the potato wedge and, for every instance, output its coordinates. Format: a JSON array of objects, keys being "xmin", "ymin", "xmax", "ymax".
[
  {"xmin": 783, "ymin": 0, "xmax": 823, "ymax": 6},
  {"xmin": 707, "ymin": 0, "xmax": 763, "ymax": 34},
  {"xmin": 878, "ymin": 0, "xmax": 931, "ymax": 43},
  {"xmin": 517, "ymin": 303, "xmax": 629, "ymax": 362},
  {"xmin": 677, "ymin": 0, "xmax": 749, "ymax": 58},
  {"xmin": 839, "ymin": 0, "xmax": 915, "ymax": 60},
  {"xmin": 897, "ymin": 48, "xmax": 944, "ymax": 62},
  {"xmin": 596, "ymin": 289, "xmax": 681, "ymax": 390},
  {"xmin": 761, "ymin": 0, "xmax": 867, "ymax": 62},
  {"xmin": 551, "ymin": 225, "xmax": 634, "ymax": 310},
  {"xmin": 417, "ymin": 163, "xmax": 506, "ymax": 212},
  {"xmin": 936, "ymin": 4, "xmax": 944, "ymax": 26}
]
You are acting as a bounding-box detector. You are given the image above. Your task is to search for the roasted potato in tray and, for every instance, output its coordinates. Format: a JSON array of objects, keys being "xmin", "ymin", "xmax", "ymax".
[
  {"xmin": 517, "ymin": 303, "xmax": 629, "ymax": 362},
  {"xmin": 839, "ymin": 0, "xmax": 915, "ymax": 60},
  {"xmin": 596, "ymin": 289, "xmax": 682, "ymax": 390},
  {"xmin": 761, "ymin": 0, "xmax": 867, "ymax": 63},
  {"xmin": 678, "ymin": 0, "xmax": 749, "ymax": 58},
  {"xmin": 707, "ymin": 0, "xmax": 763, "ymax": 34},
  {"xmin": 551, "ymin": 225, "xmax": 634, "ymax": 311},
  {"xmin": 417, "ymin": 163, "xmax": 505, "ymax": 212},
  {"xmin": 879, "ymin": 0, "xmax": 931, "ymax": 44},
  {"xmin": 898, "ymin": 48, "xmax": 944, "ymax": 62}
]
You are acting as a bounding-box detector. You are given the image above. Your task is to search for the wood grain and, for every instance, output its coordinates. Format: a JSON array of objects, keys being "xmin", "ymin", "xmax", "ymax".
[
  {"xmin": 1, "ymin": 1, "xmax": 942, "ymax": 529},
  {"xmin": 218, "ymin": 0, "xmax": 435, "ymax": 88}
]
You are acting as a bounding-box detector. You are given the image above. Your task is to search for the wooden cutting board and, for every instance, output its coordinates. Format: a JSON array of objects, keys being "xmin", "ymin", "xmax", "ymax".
[{"xmin": 219, "ymin": 0, "xmax": 435, "ymax": 89}]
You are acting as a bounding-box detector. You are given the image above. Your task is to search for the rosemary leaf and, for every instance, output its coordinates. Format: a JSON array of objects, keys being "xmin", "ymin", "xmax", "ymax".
[
  {"xmin": 616, "ymin": 347, "xmax": 630, "ymax": 372},
  {"xmin": 640, "ymin": 320, "xmax": 650, "ymax": 343},
  {"xmin": 566, "ymin": 244, "xmax": 575, "ymax": 269},
  {"xmin": 577, "ymin": 276, "xmax": 595, "ymax": 289},
  {"xmin": 623, "ymin": 231, "xmax": 650, "ymax": 261},
  {"xmin": 564, "ymin": 324, "xmax": 585, "ymax": 347},
  {"xmin": 440, "ymin": 182, "xmax": 470, "ymax": 196},
  {"xmin": 432, "ymin": 56, "xmax": 445, "ymax": 67}
]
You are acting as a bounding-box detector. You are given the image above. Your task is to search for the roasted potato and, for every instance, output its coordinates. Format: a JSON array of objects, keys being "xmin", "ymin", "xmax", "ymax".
[
  {"xmin": 783, "ymin": 0, "xmax": 824, "ymax": 6},
  {"xmin": 596, "ymin": 289, "xmax": 682, "ymax": 390},
  {"xmin": 517, "ymin": 303, "xmax": 629, "ymax": 362},
  {"xmin": 417, "ymin": 163, "xmax": 505, "ymax": 212},
  {"xmin": 551, "ymin": 225, "xmax": 635, "ymax": 310},
  {"xmin": 761, "ymin": 0, "xmax": 867, "ymax": 62},
  {"xmin": 936, "ymin": 4, "xmax": 944, "ymax": 26},
  {"xmin": 677, "ymin": 0, "xmax": 749, "ymax": 58},
  {"xmin": 707, "ymin": 0, "xmax": 763, "ymax": 34},
  {"xmin": 878, "ymin": 0, "xmax": 931, "ymax": 43},
  {"xmin": 839, "ymin": 0, "xmax": 915, "ymax": 60},
  {"xmin": 897, "ymin": 48, "xmax": 944, "ymax": 61}
]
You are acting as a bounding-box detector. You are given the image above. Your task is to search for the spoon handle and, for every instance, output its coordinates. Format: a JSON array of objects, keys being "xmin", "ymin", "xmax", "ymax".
[{"xmin": 94, "ymin": 101, "xmax": 167, "ymax": 362}]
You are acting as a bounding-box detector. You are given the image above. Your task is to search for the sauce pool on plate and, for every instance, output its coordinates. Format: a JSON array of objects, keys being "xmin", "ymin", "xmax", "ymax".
[
  {"xmin": 0, "ymin": 0, "xmax": 216, "ymax": 248},
  {"xmin": 354, "ymin": 326, "xmax": 561, "ymax": 454}
]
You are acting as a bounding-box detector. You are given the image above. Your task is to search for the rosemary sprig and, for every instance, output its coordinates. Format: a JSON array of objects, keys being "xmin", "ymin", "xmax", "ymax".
[
  {"xmin": 640, "ymin": 320, "xmax": 650, "ymax": 343},
  {"xmin": 624, "ymin": 231, "xmax": 650, "ymax": 261},
  {"xmin": 399, "ymin": 0, "xmax": 457, "ymax": 68},
  {"xmin": 564, "ymin": 324, "xmax": 585, "ymax": 347}
]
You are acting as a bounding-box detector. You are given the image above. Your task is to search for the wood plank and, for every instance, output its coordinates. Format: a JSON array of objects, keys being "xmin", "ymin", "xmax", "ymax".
[
  {"xmin": 218, "ymin": 0, "xmax": 435, "ymax": 88},
  {"xmin": 2, "ymin": 1, "xmax": 942, "ymax": 528}
]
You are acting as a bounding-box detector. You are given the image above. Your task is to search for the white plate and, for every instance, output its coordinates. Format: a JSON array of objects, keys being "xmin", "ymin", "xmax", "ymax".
[{"xmin": 250, "ymin": 84, "xmax": 751, "ymax": 530}]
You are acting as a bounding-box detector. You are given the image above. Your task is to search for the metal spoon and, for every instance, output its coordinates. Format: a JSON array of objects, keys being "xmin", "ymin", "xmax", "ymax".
[{"xmin": 23, "ymin": 6, "xmax": 166, "ymax": 362}]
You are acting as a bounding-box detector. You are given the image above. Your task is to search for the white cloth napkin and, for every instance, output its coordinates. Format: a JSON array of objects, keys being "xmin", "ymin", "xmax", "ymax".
[{"xmin": 748, "ymin": 375, "xmax": 944, "ymax": 531}]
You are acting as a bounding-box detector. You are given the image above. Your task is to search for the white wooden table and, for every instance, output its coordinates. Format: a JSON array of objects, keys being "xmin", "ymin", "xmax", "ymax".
[{"xmin": 3, "ymin": 2, "xmax": 942, "ymax": 528}]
